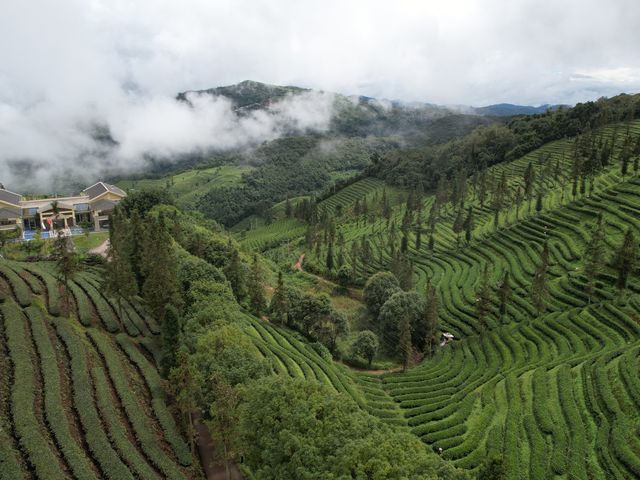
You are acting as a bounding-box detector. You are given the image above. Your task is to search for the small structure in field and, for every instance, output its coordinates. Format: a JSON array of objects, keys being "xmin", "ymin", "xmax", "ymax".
[{"xmin": 440, "ymin": 332, "xmax": 454, "ymax": 347}]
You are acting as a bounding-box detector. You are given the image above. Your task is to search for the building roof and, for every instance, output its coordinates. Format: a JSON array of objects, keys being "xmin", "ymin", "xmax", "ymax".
[
  {"xmin": 83, "ymin": 182, "xmax": 126, "ymax": 200},
  {"xmin": 38, "ymin": 201, "xmax": 75, "ymax": 214},
  {"xmin": 0, "ymin": 206, "xmax": 21, "ymax": 219},
  {"xmin": 0, "ymin": 188, "xmax": 22, "ymax": 207}
]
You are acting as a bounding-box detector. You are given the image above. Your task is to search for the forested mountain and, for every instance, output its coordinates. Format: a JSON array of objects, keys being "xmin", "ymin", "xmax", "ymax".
[
  {"xmin": 122, "ymin": 85, "xmax": 638, "ymax": 231},
  {"xmin": 118, "ymin": 81, "xmax": 499, "ymax": 226}
]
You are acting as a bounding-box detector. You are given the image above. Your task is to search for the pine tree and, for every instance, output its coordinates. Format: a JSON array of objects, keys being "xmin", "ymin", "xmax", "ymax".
[
  {"xmin": 400, "ymin": 235, "xmax": 408, "ymax": 254},
  {"xmin": 463, "ymin": 206, "xmax": 474, "ymax": 244},
  {"xmin": 452, "ymin": 207, "xmax": 464, "ymax": 243},
  {"xmin": 284, "ymin": 197, "xmax": 292, "ymax": 217},
  {"xmin": 269, "ymin": 271, "xmax": 289, "ymax": 325},
  {"xmin": 514, "ymin": 186, "xmax": 523, "ymax": 220},
  {"xmin": 415, "ymin": 225, "xmax": 422, "ymax": 250},
  {"xmin": 104, "ymin": 208, "xmax": 138, "ymax": 319},
  {"xmin": 326, "ymin": 242, "xmax": 334, "ymax": 272},
  {"xmin": 381, "ymin": 189, "xmax": 392, "ymax": 219},
  {"xmin": 141, "ymin": 214, "xmax": 181, "ymax": 323},
  {"xmin": 428, "ymin": 233, "xmax": 435, "ymax": 251},
  {"xmin": 614, "ymin": 228, "xmax": 637, "ymax": 292},
  {"xmin": 167, "ymin": 351, "xmax": 199, "ymax": 455},
  {"xmin": 248, "ymin": 254, "xmax": 267, "ymax": 316},
  {"xmin": 398, "ymin": 315, "xmax": 412, "ymax": 371},
  {"xmin": 535, "ymin": 191, "xmax": 543, "ymax": 212},
  {"xmin": 391, "ymin": 254, "xmax": 414, "ymax": 291},
  {"xmin": 620, "ymin": 138, "xmax": 631, "ymax": 177},
  {"xmin": 475, "ymin": 264, "xmax": 493, "ymax": 330},
  {"xmin": 583, "ymin": 214, "xmax": 606, "ymax": 302},
  {"xmin": 423, "ymin": 279, "xmax": 439, "ymax": 356},
  {"xmin": 492, "ymin": 171, "xmax": 508, "ymax": 230},
  {"xmin": 497, "ymin": 272, "xmax": 512, "ymax": 320},
  {"xmin": 401, "ymin": 209, "xmax": 412, "ymax": 235},
  {"xmin": 54, "ymin": 235, "xmax": 79, "ymax": 316},
  {"xmin": 531, "ymin": 242, "xmax": 550, "ymax": 314},
  {"xmin": 224, "ymin": 248, "xmax": 246, "ymax": 302},
  {"xmin": 523, "ymin": 161, "xmax": 535, "ymax": 201},
  {"xmin": 128, "ymin": 209, "xmax": 145, "ymax": 290},
  {"xmin": 478, "ymin": 170, "xmax": 487, "ymax": 207},
  {"xmin": 160, "ymin": 304, "xmax": 181, "ymax": 377}
]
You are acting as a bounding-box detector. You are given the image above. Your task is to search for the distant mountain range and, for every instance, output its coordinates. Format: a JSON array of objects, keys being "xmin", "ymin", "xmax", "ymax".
[
  {"xmin": 473, "ymin": 103, "xmax": 567, "ymax": 116},
  {"xmin": 178, "ymin": 80, "xmax": 567, "ymax": 119}
]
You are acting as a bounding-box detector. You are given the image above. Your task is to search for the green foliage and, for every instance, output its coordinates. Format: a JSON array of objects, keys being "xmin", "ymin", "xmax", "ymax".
[
  {"xmin": 614, "ymin": 228, "xmax": 637, "ymax": 291},
  {"xmin": 475, "ymin": 264, "xmax": 493, "ymax": 329},
  {"xmin": 119, "ymin": 188, "xmax": 174, "ymax": 217},
  {"xmin": 104, "ymin": 208, "xmax": 137, "ymax": 317},
  {"xmin": 191, "ymin": 325, "xmax": 270, "ymax": 411},
  {"xmin": 478, "ymin": 458, "xmax": 506, "ymax": 480},
  {"xmin": 247, "ymin": 254, "xmax": 267, "ymax": 316},
  {"xmin": 583, "ymin": 214, "xmax": 606, "ymax": 300},
  {"xmin": 223, "ymin": 247, "xmax": 247, "ymax": 301},
  {"xmin": 349, "ymin": 330, "xmax": 379, "ymax": 366},
  {"xmin": 423, "ymin": 280, "xmax": 439, "ymax": 356},
  {"xmin": 363, "ymin": 271, "xmax": 401, "ymax": 317},
  {"xmin": 160, "ymin": 304, "xmax": 181, "ymax": 377},
  {"xmin": 53, "ymin": 235, "xmax": 79, "ymax": 315},
  {"xmin": 141, "ymin": 213, "xmax": 181, "ymax": 321},
  {"xmin": 530, "ymin": 242, "xmax": 550, "ymax": 314},
  {"xmin": 236, "ymin": 376, "xmax": 466, "ymax": 480},
  {"xmin": 371, "ymin": 94, "xmax": 640, "ymax": 189},
  {"xmin": 268, "ymin": 271, "xmax": 288, "ymax": 325},
  {"xmin": 378, "ymin": 290, "xmax": 425, "ymax": 354}
]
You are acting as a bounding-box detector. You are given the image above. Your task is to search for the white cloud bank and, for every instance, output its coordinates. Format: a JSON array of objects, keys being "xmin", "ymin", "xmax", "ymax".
[{"xmin": 1, "ymin": 0, "xmax": 639, "ymax": 190}]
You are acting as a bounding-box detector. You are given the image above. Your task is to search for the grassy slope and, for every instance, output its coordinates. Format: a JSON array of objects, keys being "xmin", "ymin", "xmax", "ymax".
[
  {"xmin": 240, "ymin": 119, "xmax": 640, "ymax": 479},
  {"xmin": 0, "ymin": 261, "xmax": 199, "ymax": 479},
  {"xmin": 117, "ymin": 165, "xmax": 253, "ymax": 209}
]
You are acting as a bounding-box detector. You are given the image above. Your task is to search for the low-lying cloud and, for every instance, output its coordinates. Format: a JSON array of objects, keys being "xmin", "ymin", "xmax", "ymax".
[{"xmin": 0, "ymin": 90, "xmax": 335, "ymax": 192}]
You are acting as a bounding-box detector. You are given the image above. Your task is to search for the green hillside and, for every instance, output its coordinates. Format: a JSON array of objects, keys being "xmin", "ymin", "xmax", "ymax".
[
  {"xmin": 237, "ymin": 118, "xmax": 640, "ymax": 479},
  {"xmin": 117, "ymin": 164, "xmax": 253, "ymax": 209},
  {"xmin": 0, "ymin": 261, "xmax": 199, "ymax": 480}
]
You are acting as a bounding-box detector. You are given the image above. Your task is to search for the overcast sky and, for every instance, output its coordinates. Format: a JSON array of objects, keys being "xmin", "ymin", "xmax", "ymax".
[{"xmin": 1, "ymin": 0, "xmax": 640, "ymax": 189}]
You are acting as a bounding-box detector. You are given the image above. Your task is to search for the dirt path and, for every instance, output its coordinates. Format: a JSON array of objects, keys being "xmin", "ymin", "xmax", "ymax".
[
  {"xmin": 88, "ymin": 239, "xmax": 110, "ymax": 258},
  {"xmin": 294, "ymin": 253, "xmax": 305, "ymax": 271},
  {"xmin": 194, "ymin": 413, "xmax": 245, "ymax": 480},
  {"xmin": 344, "ymin": 364, "xmax": 403, "ymax": 376}
]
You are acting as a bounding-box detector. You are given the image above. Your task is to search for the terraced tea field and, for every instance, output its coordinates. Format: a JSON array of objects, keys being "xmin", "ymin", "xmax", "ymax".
[
  {"xmin": 241, "ymin": 312, "xmax": 407, "ymax": 426},
  {"xmin": 241, "ymin": 119, "xmax": 640, "ymax": 479},
  {"xmin": 0, "ymin": 261, "xmax": 198, "ymax": 480}
]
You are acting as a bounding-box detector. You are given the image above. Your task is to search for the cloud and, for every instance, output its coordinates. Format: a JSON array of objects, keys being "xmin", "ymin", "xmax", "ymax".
[
  {"xmin": 0, "ymin": 90, "xmax": 335, "ymax": 192},
  {"xmin": 1, "ymin": 0, "xmax": 639, "ymax": 190}
]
